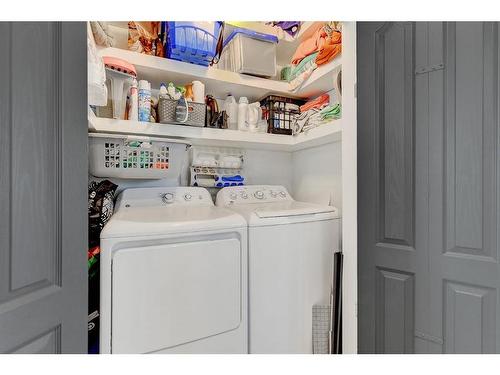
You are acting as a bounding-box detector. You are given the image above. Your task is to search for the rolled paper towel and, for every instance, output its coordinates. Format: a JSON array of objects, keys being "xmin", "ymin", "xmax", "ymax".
[{"xmin": 192, "ymin": 80, "xmax": 205, "ymax": 103}]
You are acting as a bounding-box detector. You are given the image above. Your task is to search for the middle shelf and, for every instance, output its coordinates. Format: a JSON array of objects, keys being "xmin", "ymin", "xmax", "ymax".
[{"xmin": 89, "ymin": 116, "xmax": 342, "ymax": 152}]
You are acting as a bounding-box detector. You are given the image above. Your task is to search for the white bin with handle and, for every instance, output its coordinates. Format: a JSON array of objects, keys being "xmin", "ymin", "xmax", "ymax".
[{"xmin": 89, "ymin": 133, "xmax": 190, "ymax": 179}]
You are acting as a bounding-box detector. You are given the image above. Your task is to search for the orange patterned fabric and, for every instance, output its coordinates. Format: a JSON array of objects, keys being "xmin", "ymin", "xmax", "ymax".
[
  {"xmin": 316, "ymin": 30, "xmax": 342, "ymax": 66},
  {"xmin": 300, "ymin": 93, "xmax": 330, "ymax": 112},
  {"xmin": 291, "ymin": 28, "xmax": 342, "ymax": 66},
  {"xmin": 291, "ymin": 28, "xmax": 326, "ymax": 65}
]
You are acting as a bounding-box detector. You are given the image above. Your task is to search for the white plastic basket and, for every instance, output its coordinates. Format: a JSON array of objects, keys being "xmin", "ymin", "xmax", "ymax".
[{"xmin": 89, "ymin": 133, "xmax": 190, "ymax": 179}]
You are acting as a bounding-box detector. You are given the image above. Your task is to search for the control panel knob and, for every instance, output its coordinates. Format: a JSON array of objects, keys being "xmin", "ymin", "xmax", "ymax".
[
  {"xmin": 270, "ymin": 191, "xmax": 277, "ymax": 198},
  {"xmin": 279, "ymin": 191, "xmax": 287, "ymax": 198},
  {"xmin": 230, "ymin": 193, "xmax": 238, "ymax": 200},
  {"xmin": 184, "ymin": 193, "xmax": 192, "ymax": 201},
  {"xmin": 254, "ymin": 191, "xmax": 265, "ymax": 199},
  {"xmin": 162, "ymin": 192, "xmax": 175, "ymax": 204},
  {"xmin": 241, "ymin": 192, "xmax": 248, "ymax": 199}
]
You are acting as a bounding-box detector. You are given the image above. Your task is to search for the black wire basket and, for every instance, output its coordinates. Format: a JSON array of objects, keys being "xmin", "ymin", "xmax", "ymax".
[{"xmin": 260, "ymin": 95, "xmax": 306, "ymax": 135}]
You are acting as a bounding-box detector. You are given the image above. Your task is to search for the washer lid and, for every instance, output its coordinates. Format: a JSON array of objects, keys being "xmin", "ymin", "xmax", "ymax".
[
  {"xmin": 223, "ymin": 201, "xmax": 340, "ymax": 227},
  {"xmin": 100, "ymin": 205, "xmax": 246, "ymax": 239},
  {"xmin": 253, "ymin": 200, "xmax": 337, "ymax": 218}
]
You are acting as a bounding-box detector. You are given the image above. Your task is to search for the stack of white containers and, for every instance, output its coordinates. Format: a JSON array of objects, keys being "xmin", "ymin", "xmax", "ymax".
[{"xmin": 223, "ymin": 95, "xmax": 266, "ymax": 133}]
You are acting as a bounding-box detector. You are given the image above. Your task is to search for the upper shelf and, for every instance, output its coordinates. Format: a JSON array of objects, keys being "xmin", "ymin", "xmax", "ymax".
[
  {"xmin": 88, "ymin": 115, "xmax": 342, "ymax": 152},
  {"xmin": 98, "ymin": 47, "xmax": 341, "ymax": 102}
]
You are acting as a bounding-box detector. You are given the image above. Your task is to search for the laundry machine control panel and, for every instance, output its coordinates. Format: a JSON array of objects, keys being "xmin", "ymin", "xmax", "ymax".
[
  {"xmin": 115, "ymin": 187, "xmax": 214, "ymax": 210},
  {"xmin": 216, "ymin": 185, "xmax": 293, "ymax": 205}
]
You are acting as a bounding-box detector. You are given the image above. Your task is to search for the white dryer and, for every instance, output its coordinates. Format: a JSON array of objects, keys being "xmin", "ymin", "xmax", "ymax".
[
  {"xmin": 216, "ymin": 185, "xmax": 340, "ymax": 354},
  {"xmin": 100, "ymin": 187, "xmax": 247, "ymax": 354}
]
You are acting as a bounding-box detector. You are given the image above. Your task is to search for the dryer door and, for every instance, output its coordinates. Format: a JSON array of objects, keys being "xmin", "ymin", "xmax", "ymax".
[{"xmin": 111, "ymin": 238, "xmax": 241, "ymax": 353}]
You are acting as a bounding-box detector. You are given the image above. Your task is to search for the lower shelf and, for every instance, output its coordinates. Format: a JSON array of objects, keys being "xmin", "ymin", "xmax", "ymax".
[{"xmin": 88, "ymin": 115, "xmax": 342, "ymax": 152}]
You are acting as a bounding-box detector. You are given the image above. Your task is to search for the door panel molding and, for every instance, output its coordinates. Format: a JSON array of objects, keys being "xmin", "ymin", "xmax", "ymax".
[
  {"xmin": 7, "ymin": 23, "xmax": 63, "ymax": 297},
  {"xmin": 8, "ymin": 325, "xmax": 61, "ymax": 354},
  {"xmin": 375, "ymin": 22, "xmax": 415, "ymax": 248},
  {"xmin": 443, "ymin": 22, "xmax": 499, "ymax": 260},
  {"xmin": 375, "ymin": 268, "xmax": 415, "ymax": 353},
  {"xmin": 443, "ymin": 280, "xmax": 496, "ymax": 353}
]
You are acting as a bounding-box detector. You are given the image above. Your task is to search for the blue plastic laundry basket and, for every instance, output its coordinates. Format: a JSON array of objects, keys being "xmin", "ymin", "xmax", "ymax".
[{"xmin": 164, "ymin": 21, "xmax": 222, "ymax": 66}]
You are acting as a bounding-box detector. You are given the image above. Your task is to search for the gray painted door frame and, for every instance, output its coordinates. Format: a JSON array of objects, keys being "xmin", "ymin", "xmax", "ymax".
[
  {"xmin": 0, "ymin": 22, "xmax": 87, "ymax": 353},
  {"xmin": 358, "ymin": 21, "xmax": 500, "ymax": 353}
]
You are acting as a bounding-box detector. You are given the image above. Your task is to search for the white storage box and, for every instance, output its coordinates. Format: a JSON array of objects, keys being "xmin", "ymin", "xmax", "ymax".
[
  {"xmin": 89, "ymin": 133, "xmax": 189, "ymax": 179},
  {"xmin": 218, "ymin": 28, "xmax": 277, "ymax": 78}
]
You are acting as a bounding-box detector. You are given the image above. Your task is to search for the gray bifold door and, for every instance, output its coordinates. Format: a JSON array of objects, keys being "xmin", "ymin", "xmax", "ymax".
[
  {"xmin": 0, "ymin": 22, "xmax": 87, "ymax": 353},
  {"xmin": 358, "ymin": 22, "xmax": 500, "ymax": 353}
]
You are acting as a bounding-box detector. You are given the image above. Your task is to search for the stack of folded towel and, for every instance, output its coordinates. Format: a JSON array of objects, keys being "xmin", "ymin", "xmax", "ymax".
[
  {"xmin": 285, "ymin": 22, "xmax": 342, "ymax": 91},
  {"xmin": 292, "ymin": 102, "xmax": 341, "ymax": 135}
]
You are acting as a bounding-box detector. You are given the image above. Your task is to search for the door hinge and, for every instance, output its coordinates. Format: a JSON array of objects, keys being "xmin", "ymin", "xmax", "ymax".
[{"xmin": 415, "ymin": 63, "xmax": 445, "ymax": 75}]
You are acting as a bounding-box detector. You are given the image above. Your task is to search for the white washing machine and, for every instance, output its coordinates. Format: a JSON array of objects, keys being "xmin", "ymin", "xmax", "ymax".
[
  {"xmin": 216, "ymin": 185, "xmax": 340, "ymax": 354},
  {"xmin": 100, "ymin": 187, "xmax": 248, "ymax": 354}
]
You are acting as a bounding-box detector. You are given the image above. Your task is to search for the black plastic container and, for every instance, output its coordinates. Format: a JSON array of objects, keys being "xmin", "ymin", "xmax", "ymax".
[{"xmin": 260, "ymin": 95, "xmax": 306, "ymax": 135}]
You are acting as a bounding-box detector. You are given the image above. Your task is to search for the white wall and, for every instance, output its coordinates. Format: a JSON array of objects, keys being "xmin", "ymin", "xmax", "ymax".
[
  {"xmin": 244, "ymin": 149, "xmax": 293, "ymax": 190},
  {"xmin": 291, "ymin": 141, "xmax": 342, "ymax": 208}
]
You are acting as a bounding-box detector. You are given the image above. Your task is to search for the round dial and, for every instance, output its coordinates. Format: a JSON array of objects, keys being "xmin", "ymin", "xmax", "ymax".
[
  {"xmin": 279, "ymin": 191, "xmax": 287, "ymax": 198},
  {"xmin": 254, "ymin": 191, "xmax": 265, "ymax": 199},
  {"xmin": 270, "ymin": 191, "xmax": 278, "ymax": 198},
  {"xmin": 162, "ymin": 192, "xmax": 174, "ymax": 204},
  {"xmin": 241, "ymin": 192, "xmax": 248, "ymax": 199}
]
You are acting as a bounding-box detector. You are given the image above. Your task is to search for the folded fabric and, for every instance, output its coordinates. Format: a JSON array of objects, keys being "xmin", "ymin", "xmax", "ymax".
[
  {"xmin": 289, "ymin": 62, "xmax": 317, "ymax": 91},
  {"xmin": 281, "ymin": 65, "xmax": 292, "ymax": 81},
  {"xmin": 291, "ymin": 27, "xmax": 327, "ymax": 65},
  {"xmin": 316, "ymin": 30, "xmax": 342, "ymax": 66},
  {"xmin": 289, "ymin": 52, "xmax": 319, "ymax": 81},
  {"xmin": 320, "ymin": 103, "xmax": 342, "ymax": 120},
  {"xmin": 292, "ymin": 103, "xmax": 342, "ymax": 135},
  {"xmin": 300, "ymin": 94, "xmax": 330, "ymax": 112},
  {"xmin": 292, "ymin": 108, "xmax": 325, "ymax": 135}
]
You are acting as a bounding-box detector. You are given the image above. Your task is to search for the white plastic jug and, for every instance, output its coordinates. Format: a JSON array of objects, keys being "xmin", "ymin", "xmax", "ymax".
[
  {"xmin": 247, "ymin": 102, "xmax": 263, "ymax": 133},
  {"xmin": 237, "ymin": 97, "xmax": 249, "ymax": 131},
  {"xmin": 224, "ymin": 95, "xmax": 238, "ymax": 130}
]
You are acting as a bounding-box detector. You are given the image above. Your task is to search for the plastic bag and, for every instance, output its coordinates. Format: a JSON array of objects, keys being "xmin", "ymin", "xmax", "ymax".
[
  {"xmin": 87, "ymin": 22, "xmax": 108, "ymax": 106},
  {"xmin": 87, "ymin": 179, "xmax": 118, "ymax": 354},
  {"xmin": 128, "ymin": 21, "xmax": 163, "ymax": 56},
  {"xmin": 88, "ymin": 179, "xmax": 118, "ymax": 248}
]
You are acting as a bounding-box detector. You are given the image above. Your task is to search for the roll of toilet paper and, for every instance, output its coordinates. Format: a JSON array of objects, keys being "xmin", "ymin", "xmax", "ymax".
[{"xmin": 192, "ymin": 80, "xmax": 205, "ymax": 103}]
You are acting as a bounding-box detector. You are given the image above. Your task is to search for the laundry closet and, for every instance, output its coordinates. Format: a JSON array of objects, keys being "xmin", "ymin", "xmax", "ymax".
[{"xmin": 87, "ymin": 21, "xmax": 357, "ymax": 354}]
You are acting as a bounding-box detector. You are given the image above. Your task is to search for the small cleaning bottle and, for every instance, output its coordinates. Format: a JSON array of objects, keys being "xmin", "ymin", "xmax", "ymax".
[
  {"xmin": 138, "ymin": 80, "xmax": 151, "ymax": 122},
  {"xmin": 175, "ymin": 96, "xmax": 189, "ymax": 123},
  {"xmin": 127, "ymin": 78, "xmax": 138, "ymax": 121}
]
